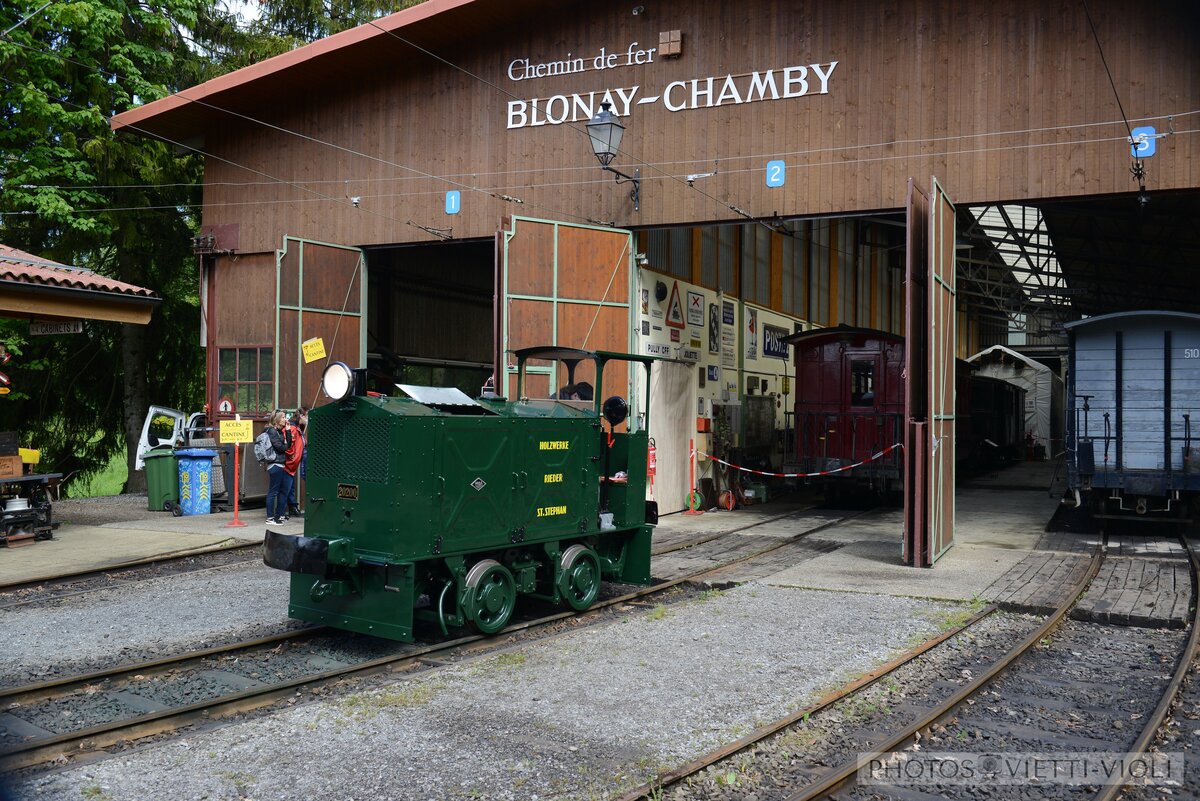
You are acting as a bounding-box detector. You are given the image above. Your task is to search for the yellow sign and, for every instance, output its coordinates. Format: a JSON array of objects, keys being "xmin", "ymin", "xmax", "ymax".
[
  {"xmin": 219, "ymin": 419, "xmax": 254, "ymax": 443},
  {"xmin": 302, "ymin": 337, "xmax": 327, "ymax": 364}
]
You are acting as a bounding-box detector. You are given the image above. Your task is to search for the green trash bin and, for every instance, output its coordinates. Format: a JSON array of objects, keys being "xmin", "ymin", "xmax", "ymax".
[{"xmin": 144, "ymin": 448, "xmax": 181, "ymax": 513}]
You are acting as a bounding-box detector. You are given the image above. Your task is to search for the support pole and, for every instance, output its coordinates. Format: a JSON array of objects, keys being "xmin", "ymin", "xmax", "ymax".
[
  {"xmin": 683, "ymin": 437, "xmax": 704, "ymax": 515},
  {"xmin": 225, "ymin": 428, "xmax": 246, "ymax": 529}
]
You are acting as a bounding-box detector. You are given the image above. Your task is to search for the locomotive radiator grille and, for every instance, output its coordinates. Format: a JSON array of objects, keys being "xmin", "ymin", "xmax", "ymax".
[{"xmin": 310, "ymin": 416, "xmax": 392, "ymax": 483}]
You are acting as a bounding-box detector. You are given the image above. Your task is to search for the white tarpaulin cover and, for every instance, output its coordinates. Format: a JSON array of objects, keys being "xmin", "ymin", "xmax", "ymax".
[
  {"xmin": 648, "ymin": 360, "xmax": 695, "ymax": 513},
  {"xmin": 967, "ymin": 345, "xmax": 1064, "ymax": 458}
]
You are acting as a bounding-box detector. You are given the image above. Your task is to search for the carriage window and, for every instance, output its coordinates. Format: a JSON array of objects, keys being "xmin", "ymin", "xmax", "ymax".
[{"xmin": 851, "ymin": 361, "xmax": 875, "ymax": 406}]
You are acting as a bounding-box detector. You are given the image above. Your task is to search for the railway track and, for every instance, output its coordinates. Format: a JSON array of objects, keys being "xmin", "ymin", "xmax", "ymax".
[
  {"xmin": 616, "ymin": 528, "xmax": 1199, "ymax": 801},
  {"xmin": 0, "ymin": 504, "xmax": 853, "ymax": 772},
  {"xmin": 0, "ymin": 541, "xmax": 264, "ymax": 607}
]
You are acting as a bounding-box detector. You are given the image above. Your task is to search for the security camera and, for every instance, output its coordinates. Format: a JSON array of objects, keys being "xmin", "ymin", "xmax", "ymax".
[{"xmin": 632, "ymin": 5, "xmax": 644, "ymax": 14}]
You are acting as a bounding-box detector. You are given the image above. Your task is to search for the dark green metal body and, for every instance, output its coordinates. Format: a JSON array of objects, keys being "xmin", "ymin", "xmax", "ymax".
[{"xmin": 265, "ymin": 348, "xmax": 656, "ymax": 642}]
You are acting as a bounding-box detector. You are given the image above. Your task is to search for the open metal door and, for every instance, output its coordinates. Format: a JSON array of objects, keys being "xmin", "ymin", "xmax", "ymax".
[
  {"xmin": 276, "ymin": 237, "xmax": 367, "ymax": 411},
  {"xmin": 903, "ymin": 178, "xmax": 957, "ymax": 567},
  {"xmin": 496, "ymin": 216, "xmax": 636, "ymax": 402}
]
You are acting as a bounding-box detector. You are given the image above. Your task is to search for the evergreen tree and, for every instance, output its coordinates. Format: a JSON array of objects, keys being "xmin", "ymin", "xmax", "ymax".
[
  {"xmin": 0, "ymin": 0, "xmax": 212, "ymax": 491},
  {"xmin": 0, "ymin": 0, "xmax": 423, "ymax": 493}
]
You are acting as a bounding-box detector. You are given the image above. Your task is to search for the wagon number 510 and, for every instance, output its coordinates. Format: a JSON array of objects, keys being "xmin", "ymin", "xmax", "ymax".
[{"xmin": 1185, "ymin": 348, "xmax": 1200, "ymax": 359}]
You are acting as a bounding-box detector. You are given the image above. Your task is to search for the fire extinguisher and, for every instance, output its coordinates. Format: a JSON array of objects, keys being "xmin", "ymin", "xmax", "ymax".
[{"xmin": 647, "ymin": 437, "xmax": 657, "ymax": 478}]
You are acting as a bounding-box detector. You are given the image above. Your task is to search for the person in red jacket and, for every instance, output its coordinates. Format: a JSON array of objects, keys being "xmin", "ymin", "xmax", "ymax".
[{"xmin": 284, "ymin": 408, "xmax": 307, "ymax": 519}]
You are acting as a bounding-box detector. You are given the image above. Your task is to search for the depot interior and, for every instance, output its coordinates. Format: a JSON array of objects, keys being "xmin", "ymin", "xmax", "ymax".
[{"xmin": 356, "ymin": 189, "xmax": 1200, "ymax": 511}]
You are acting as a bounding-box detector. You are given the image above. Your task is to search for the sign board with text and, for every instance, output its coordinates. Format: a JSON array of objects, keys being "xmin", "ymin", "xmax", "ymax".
[
  {"xmin": 30, "ymin": 320, "xmax": 83, "ymax": 336},
  {"xmin": 302, "ymin": 337, "xmax": 327, "ymax": 364},
  {"xmin": 219, "ymin": 419, "xmax": 254, "ymax": 443}
]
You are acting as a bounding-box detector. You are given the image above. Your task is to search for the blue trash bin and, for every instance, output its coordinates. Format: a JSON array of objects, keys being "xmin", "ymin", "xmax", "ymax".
[{"xmin": 176, "ymin": 448, "xmax": 218, "ymax": 515}]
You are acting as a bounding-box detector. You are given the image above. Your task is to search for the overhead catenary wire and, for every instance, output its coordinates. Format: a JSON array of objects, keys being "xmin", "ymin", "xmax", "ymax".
[
  {"xmin": 7, "ymin": 125, "xmax": 1196, "ymax": 219},
  {"xmin": 0, "ymin": 38, "xmax": 597, "ymax": 232},
  {"xmin": 17, "ymin": 107, "xmax": 1199, "ymax": 193},
  {"xmin": 0, "ymin": 0, "xmax": 53, "ymax": 38}
]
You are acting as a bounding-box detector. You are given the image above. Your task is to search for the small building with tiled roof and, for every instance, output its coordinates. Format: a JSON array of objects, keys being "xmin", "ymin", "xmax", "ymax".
[{"xmin": 0, "ymin": 244, "xmax": 160, "ymax": 326}]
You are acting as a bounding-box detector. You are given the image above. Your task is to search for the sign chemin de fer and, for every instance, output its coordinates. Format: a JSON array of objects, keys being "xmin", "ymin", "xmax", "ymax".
[{"xmin": 506, "ymin": 39, "xmax": 839, "ymax": 130}]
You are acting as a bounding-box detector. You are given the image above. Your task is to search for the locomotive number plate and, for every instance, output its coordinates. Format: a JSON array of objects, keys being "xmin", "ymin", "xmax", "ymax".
[{"xmin": 336, "ymin": 483, "xmax": 359, "ymax": 501}]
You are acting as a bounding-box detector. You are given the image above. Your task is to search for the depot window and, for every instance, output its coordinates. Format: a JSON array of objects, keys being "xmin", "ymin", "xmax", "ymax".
[
  {"xmin": 217, "ymin": 347, "xmax": 273, "ymax": 414},
  {"xmin": 851, "ymin": 360, "xmax": 875, "ymax": 406}
]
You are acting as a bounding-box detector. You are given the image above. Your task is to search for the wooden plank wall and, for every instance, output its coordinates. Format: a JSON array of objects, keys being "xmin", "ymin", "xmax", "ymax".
[{"xmin": 194, "ymin": 0, "xmax": 1198, "ymax": 253}]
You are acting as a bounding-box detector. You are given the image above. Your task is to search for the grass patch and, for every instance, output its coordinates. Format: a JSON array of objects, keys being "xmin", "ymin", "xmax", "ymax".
[
  {"xmin": 66, "ymin": 450, "xmax": 127, "ymax": 498},
  {"xmin": 337, "ymin": 682, "xmax": 439, "ymax": 719},
  {"xmin": 646, "ymin": 604, "xmax": 669, "ymax": 621},
  {"xmin": 492, "ymin": 652, "xmax": 527, "ymax": 669}
]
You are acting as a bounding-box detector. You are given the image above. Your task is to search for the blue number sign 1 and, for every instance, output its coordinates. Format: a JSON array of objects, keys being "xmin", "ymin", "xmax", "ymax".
[
  {"xmin": 445, "ymin": 190, "xmax": 461, "ymax": 215},
  {"xmin": 766, "ymin": 160, "xmax": 785, "ymax": 187}
]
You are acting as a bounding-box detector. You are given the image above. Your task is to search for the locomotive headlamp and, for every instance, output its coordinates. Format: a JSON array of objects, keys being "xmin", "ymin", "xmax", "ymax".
[{"xmin": 321, "ymin": 361, "xmax": 354, "ymax": 401}]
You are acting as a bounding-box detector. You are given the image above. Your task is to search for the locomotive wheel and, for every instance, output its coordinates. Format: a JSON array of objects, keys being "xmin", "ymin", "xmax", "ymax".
[
  {"xmin": 558, "ymin": 545, "xmax": 601, "ymax": 611},
  {"xmin": 464, "ymin": 559, "xmax": 516, "ymax": 635}
]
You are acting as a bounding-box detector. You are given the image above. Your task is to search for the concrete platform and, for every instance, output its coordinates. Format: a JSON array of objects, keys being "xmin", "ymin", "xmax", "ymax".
[
  {"xmin": 766, "ymin": 483, "xmax": 1063, "ymax": 602},
  {"xmin": 0, "ymin": 510, "xmax": 269, "ymax": 587}
]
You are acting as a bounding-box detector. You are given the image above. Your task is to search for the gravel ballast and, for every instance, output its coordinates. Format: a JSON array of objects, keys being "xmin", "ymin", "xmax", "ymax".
[
  {"xmin": 1, "ymin": 563, "xmax": 295, "ymax": 688},
  {"xmin": 13, "ymin": 584, "xmax": 964, "ymax": 801}
]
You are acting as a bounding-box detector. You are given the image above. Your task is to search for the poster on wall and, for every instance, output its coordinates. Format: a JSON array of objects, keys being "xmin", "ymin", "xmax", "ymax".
[
  {"xmin": 746, "ymin": 308, "xmax": 758, "ymax": 359},
  {"xmin": 708, "ymin": 304, "xmax": 720, "ymax": 353},
  {"xmin": 640, "ymin": 288, "xmax": 649, "ymax": 316},
  {"xmin": 686, "ymin": 291, "xmax": 704, "ymax": 326},
  {"xmin": 763, "ymin": 324, "xmax": 790, "ymax": 359},
  {"xmin": 708, "ymin": 365, "xmax": 720, "ymax": 381},
  {"xmin": 721, "ymin": 323, "xmax": 736, "ymax": 369},
  {"xmin": 722, "ymin": 300, "xmax": 735, "ymax": 325}
]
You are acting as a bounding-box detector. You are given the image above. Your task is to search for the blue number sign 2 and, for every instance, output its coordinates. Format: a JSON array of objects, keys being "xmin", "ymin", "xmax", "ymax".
[{"xmin": 766, "ymin": 160, "xmax": 785, "ymax": 187}]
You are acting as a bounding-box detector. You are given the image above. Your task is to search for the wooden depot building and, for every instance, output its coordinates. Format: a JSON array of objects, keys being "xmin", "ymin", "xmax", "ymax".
[{"xmin": 112, "ymin": 0, "xmax": 1200, "ymax": 515}]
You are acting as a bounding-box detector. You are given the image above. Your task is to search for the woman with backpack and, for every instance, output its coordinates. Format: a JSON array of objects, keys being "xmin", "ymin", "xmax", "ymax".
[{"xmin": 262, "ymin": 409, "xmax": 293, "ymax": 525}]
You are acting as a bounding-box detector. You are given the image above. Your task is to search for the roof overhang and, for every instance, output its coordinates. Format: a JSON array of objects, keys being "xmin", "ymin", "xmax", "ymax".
[
  {"xmin": 0, "ymin": 281, "xmax": 160, "ymax": 326},
  {"xmin": 109, "ymin": 0, "xmax": 553, "ymax": 144}
]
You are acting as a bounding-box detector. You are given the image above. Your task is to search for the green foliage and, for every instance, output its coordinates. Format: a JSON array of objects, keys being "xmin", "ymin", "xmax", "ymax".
[
  {"xmin": 0, "ymin": 0, "xmax": 210, "ymax": 488},
  {"xmin": 0, "ymin": 0, "xmax": 428, "ymax": 491}
]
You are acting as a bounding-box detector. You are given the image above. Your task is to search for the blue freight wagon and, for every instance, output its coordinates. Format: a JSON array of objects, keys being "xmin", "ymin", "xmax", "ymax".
[{"xmin": 1065, "ymin": 310, "xmax": 1200, "ymax": 520}]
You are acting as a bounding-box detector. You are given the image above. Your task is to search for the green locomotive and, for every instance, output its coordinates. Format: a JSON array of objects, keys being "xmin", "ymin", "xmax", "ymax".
[{"xmin": 263, "ymin": 347, "xmax": 658, "ymax": 642}]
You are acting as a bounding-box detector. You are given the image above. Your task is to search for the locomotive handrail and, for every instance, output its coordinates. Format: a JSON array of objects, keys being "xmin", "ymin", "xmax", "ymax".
[{"xmin": 512, "ymin": 345, "xmax": 657, "ymax": 432}]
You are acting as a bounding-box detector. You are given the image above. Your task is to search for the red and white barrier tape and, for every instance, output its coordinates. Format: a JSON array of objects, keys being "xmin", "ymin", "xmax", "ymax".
[{"xmin": 700, "ymin": 443, "xmax": 904, "ymax": 479}]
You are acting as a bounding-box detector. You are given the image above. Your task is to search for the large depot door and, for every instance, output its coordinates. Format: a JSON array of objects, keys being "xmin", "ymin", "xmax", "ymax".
[
  {"xmin": 496, "ymin": 217, "xmax": 636, "ymax": 400},
  {"xmin": 276, "ymin": 236, "xmax": 367, "ymax": 410},
  {"xmin": 903, "ymin": 179, "xmax": 958, "ymax": 567}
]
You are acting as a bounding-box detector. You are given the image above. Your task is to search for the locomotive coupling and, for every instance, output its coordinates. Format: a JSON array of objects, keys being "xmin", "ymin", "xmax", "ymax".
[{"xmin": 264, "ymin": 530, "xmax": 357, "ymax": 574}]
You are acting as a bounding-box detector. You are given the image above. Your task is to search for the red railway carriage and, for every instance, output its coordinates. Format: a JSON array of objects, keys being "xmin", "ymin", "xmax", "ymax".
[{"xmin": 783, "ymin": 326, "xmax": 907, "ymax": 495}]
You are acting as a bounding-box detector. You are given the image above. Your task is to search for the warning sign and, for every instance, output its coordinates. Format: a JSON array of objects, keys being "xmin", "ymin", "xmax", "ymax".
[{"xmin": 665, "ymin": 282, "xmax": 685, "ymax": 329}]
